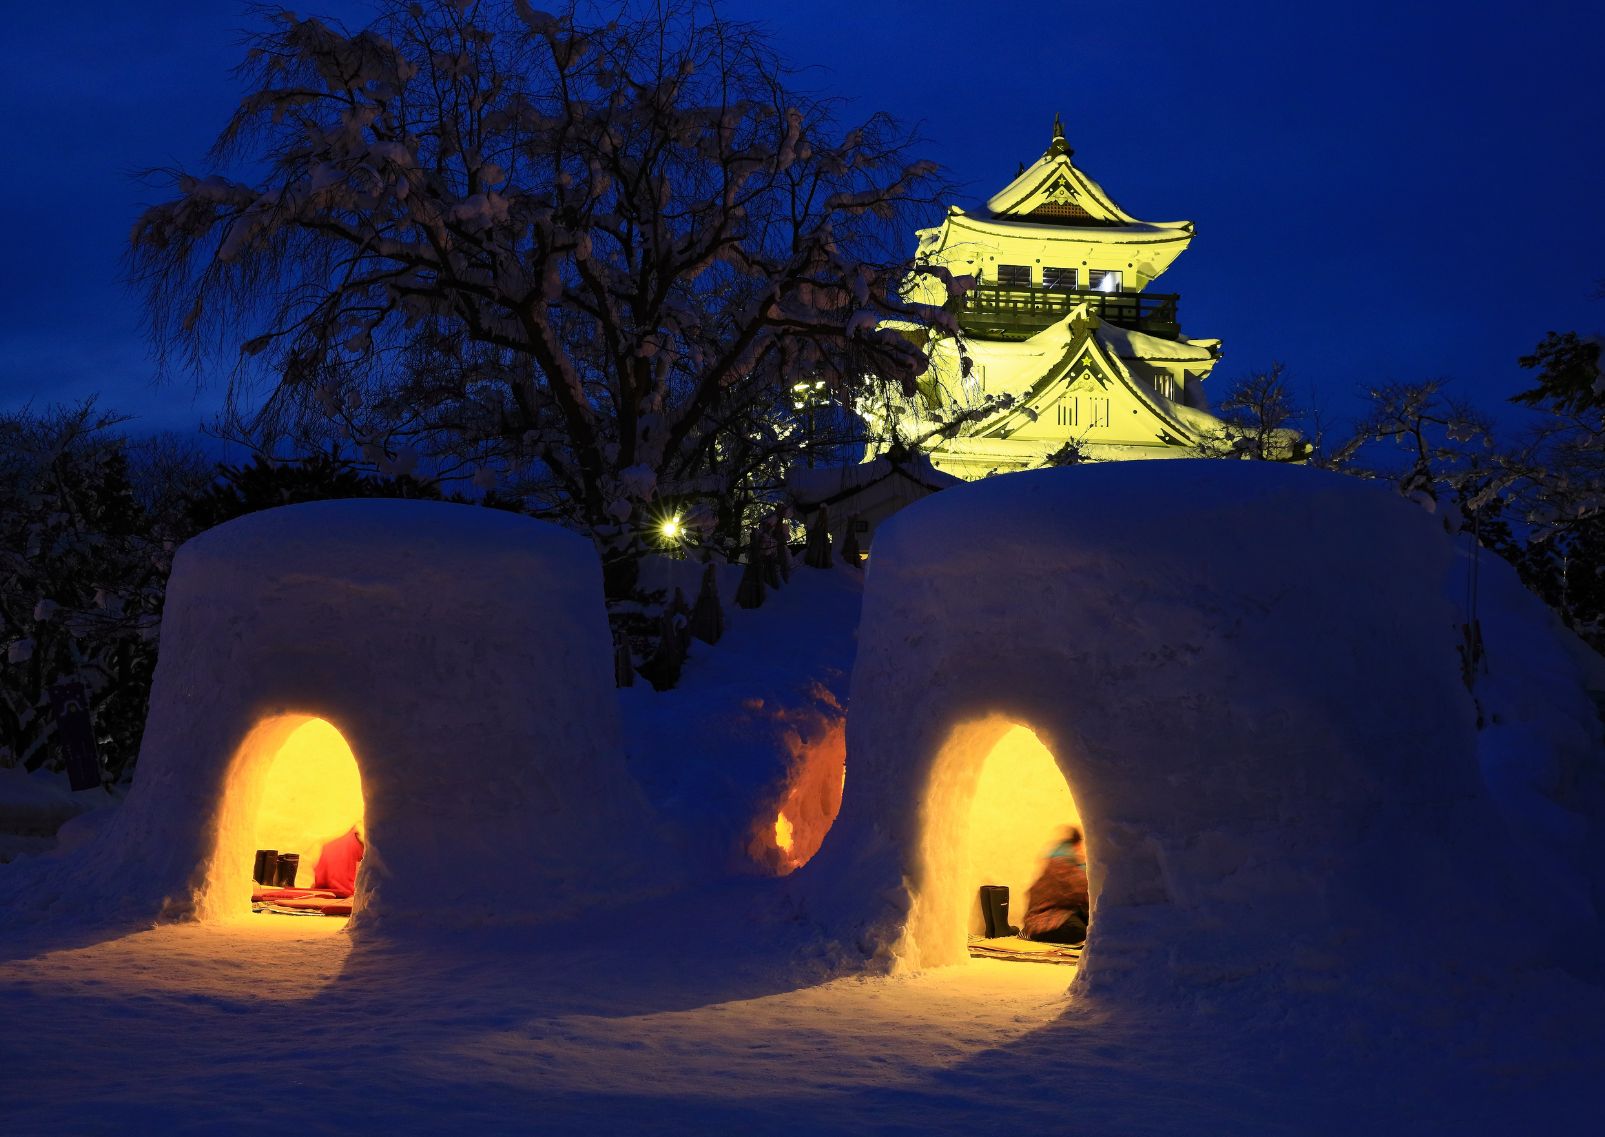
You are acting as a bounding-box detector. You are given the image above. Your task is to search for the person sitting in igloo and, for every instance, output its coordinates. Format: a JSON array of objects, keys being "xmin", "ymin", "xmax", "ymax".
[
  {"xmin": 1021, "ymin": 825, "xmax": 1089, "ymax": 946},
  {"xmin": 312, "ymin": 826, "xmax": 365, "ymax": 897}
]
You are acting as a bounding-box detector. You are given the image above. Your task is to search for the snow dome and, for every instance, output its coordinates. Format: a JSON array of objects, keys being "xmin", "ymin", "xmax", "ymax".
[
  {"xmin": 806, "ymin": 462, "xmax": 1605, "ymax": 1009},
  {"xmin": 1, "ymin": 499, "xmax": 668, "ymax": 932}
]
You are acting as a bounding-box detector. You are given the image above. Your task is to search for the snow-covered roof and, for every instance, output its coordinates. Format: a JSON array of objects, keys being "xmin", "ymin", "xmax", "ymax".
[
  {"xmin": 972, "ymin": 307, "xmax": 1216, "ymax": 445},
  {"xmin": 931, "ymin": 209, "xmax": 1193, "ymax": 250},
  {"xmin": 982, "ymin": 116, "xmax": 1191, "ymax": 236},
  {"xmin": 1094, "ymin": 321, "xmax": 1219, "ymax": 364},
  {"xmin": 785, "ymin": 454, "xmax": 961, "ymax": 508}
]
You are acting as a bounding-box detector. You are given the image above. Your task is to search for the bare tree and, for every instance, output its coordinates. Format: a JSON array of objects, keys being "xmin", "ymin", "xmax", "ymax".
[
  {"xmin": 1343, "ymin": 379, "xmax": 1497, "ymax": 507},
  {"xmin": 1196, "ymin": 363, "xmax": 1312, "ymax": 461},
  {"xmin": 130, "ymin": 0, "xmax": 956, "ymax": 595}
]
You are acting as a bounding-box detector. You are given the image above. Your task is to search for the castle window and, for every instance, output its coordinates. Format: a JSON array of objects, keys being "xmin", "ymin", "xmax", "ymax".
[
  {"xmin": 996, "ymin": 264, "xmax": 1032, "ymax": 286},
  {"xmin": 1087, "ymin": 269, "xmax": 1123, "ymax": 293},
  {"xmin": 1042, "ymin": 266, "xmax": 1077, "ymax": 289},
  {"xmin": 1056, "ymin": 399, "xmax": 1079, "ymax": 428},
  {"xmin": 1089, "ymin": 397, "xmax": 1111, "ymax": 428}
]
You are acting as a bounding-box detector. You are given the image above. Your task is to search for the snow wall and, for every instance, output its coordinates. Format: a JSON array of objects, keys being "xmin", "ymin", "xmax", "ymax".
[
  {"xmin": 0, "ymin": 499, "xmax": 670, "ymax": 933},
  {"xmin": 803, "ymin": 462, "xmax": 1605, "ymax": 1010}
]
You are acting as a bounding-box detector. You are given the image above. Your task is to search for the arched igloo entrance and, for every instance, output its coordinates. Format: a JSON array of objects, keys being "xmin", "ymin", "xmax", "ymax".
[
  {"xmin": 746, "ymin": 714, "xmax": 847, "ymax": 876},
  {"xmin": 198, "ymin": 716, "xmax": 365, "ymax": 921},
  {"xmin": 902, "ymin": 717, "xmax": 1082, "ymax": 966}
]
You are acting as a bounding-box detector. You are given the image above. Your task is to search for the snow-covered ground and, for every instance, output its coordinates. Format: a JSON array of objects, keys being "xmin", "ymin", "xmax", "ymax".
[
  {"xmin": 4, "ymin": 468, "xmax": 1605, "ymax": 1134},
  {"xmin": 4, "ymin": 893, "xmax": 1601, "ymax": 1136}
]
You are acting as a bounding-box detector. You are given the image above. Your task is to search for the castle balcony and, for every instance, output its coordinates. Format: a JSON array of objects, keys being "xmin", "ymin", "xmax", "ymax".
[{"xmin": 956, "ymin": 283, "xmax": 1180, "ymax": 341}]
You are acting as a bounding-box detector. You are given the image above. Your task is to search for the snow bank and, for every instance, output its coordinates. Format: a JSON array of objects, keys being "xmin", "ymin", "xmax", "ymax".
[
  {"xmin": 0, "ymin": 766, "xmax": 98, "ymax": 863},
  {"xmin": 1469, "ymin": 546, "xmax": 1605, "ymax": 975},
  {"xmin": 802, "ymin": 462, "xmax": 1605, "ymax": 1018},
  {"xmin": 0, "ymin": 499, "xmax": 671, "ymax": 934}
]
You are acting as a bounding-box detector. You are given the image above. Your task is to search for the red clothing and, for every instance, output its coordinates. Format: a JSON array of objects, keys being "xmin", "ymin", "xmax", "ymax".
[
  {"xmin": 1022, "ymin": 842, "xmax": 1089, "ymax": 940},
  {"xmin": 312, "ymin": 828, "xmax": 365, "ymax": 897}
]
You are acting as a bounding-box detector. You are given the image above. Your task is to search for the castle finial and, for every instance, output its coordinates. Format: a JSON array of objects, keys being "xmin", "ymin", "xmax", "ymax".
[{"xmin": 1048, "ymin": 112, "xmax": 1073, "ymax": 158}]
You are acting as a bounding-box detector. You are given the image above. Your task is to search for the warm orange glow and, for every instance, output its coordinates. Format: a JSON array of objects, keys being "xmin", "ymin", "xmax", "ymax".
[
  {"xmin": 253, "ymin": 719, "xmax": 365, "ymax": 887},
  {"xmin": 199, "ymin": 715, "xmax": 365, "ymax": 920},
  {"xmin": 900, "ymin": 718, "xmax": 1081, "ymax": 969},
  {"xmin": 746, "ymin": 694, "xmax": 846, "ymax": 876},
  {"xmin": 965, "ymin": 725, "xmax": 1080, "ymax": 938}
]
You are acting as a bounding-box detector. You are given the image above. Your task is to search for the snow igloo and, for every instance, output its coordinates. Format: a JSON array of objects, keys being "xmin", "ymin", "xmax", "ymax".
[
  {"xmin": 1, "ymin": 499, "xmax": 666, "ymax": 932},
  {"xmin": 807, "ymin": 462, "xmax": 1605, "ymax": 1007}
]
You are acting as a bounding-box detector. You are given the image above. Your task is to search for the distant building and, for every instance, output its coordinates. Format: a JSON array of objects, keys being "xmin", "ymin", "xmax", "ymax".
[
  {"xmin": 870, "ymin": 116, "xmax": 1292, "ymax": 477},
  {"xmin": 786, "ymin": 446, "xmax": 961, "ymax": 554}
]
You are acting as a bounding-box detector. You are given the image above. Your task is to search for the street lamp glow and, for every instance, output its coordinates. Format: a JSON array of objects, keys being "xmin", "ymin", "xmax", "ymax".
[{"xmin": 659, "ymin": 513, "xmax": 685, "ymax": 543}]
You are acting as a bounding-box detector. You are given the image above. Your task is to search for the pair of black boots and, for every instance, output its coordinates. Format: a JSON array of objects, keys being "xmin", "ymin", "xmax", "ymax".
[
  {"xmin": 253, "ymin": 849, "xmax": 300, "ymax": 888},
  {"xmin": 979, "ymin": 884, "xmax": 1019, "ymax": 939}
]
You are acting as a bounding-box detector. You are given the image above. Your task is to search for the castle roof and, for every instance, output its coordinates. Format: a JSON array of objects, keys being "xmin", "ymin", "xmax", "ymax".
[
  {"xmin": 910, "ymin": 118, "xmax": 1195, "ymax": 279},
  {"xmin": 981, "ymin": 114, "xmax": 1191, "ymax": 234}
]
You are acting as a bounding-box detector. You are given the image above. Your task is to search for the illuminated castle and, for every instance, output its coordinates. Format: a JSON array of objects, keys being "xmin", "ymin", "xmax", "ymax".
[{"xmin": 878, "ymin": 116, "xmax": 1239, "ymax": 477}]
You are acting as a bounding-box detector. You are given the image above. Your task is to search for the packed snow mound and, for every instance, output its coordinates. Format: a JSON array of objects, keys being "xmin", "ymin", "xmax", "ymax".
[
  {"xmin": 803, "ymin": 461, "xmax": 1605, "ymax": 1015},
  {"xmin": 0, "ymin": 499, "xmax": 671, "ymax": 934},
  {"xmin": 621, "ymin": 559, "xmax": 860, "ymax": 879}
]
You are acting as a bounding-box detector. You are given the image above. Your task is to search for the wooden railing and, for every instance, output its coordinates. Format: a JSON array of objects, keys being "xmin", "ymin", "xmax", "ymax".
[{"xmin": 957, "ymin": 284, "xmax": 1180, "ymax": 341}]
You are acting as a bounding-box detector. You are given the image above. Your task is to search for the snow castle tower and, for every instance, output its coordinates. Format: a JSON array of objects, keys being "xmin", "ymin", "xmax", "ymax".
[
  {"xmin": 881, "ymin": 117, "xmax": 1294, "ymax": 474},
  {"xmin": 0, "ymin": 499, "xmax": 669, "ymax": 932}
]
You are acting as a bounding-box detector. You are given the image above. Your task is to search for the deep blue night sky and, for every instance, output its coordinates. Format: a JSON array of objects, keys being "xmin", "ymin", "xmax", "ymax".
[{"xmin": 3, "ymin": 1, "xmax": 1602, "ymax": 442}]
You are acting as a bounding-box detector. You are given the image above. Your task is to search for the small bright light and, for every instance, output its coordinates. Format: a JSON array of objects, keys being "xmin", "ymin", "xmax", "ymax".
[{"xmin": 659, "ymin": 514, "xmax": 685, "ymax": 542}]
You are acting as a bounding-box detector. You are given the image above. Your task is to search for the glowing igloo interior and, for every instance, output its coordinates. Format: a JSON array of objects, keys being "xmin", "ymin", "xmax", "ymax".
[
  {"xmin": 199, "ymin": 716, "xmax": 365, "ymax": 920},
  {"xmin": 901, "ymin": 717, "xmax": 1081, "ymax": 961},
  {"xmin": 750, "ymin": 716, "xmax": 847, "ymax": 876}
]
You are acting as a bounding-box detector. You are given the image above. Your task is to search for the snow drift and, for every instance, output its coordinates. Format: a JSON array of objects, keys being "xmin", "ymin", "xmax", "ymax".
[
  {"xmin": 621, "ymin": 557, "xmax": 857, "ymax": 880},
  {"xmin": 804, "ymin": 461, "xmax": 1605, "ymax": 1013},
  {"xmin": 0, "ymin": 499, "xmax": 669, "ymax": 933}
]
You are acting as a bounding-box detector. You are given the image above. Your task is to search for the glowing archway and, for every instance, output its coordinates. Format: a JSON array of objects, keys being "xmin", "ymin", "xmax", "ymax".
[
  {"xmin": 747, "ymin": 715, "xmax": 846, "ymax": 876},
  {"xmin": 900, "ymin": 717, "xmax": 1082, "ymax": 967},
  {"xmin": 197, "ymin": 715, "xmax": 365, "ymax": 921}
]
